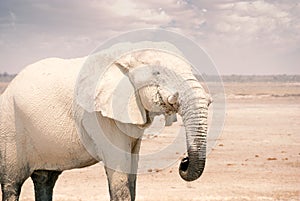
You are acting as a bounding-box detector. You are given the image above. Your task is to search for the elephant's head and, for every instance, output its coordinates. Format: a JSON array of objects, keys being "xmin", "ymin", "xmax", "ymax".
[{"xmin": 79, "ymin": 48, "xmax": 212, "ymax": 182}]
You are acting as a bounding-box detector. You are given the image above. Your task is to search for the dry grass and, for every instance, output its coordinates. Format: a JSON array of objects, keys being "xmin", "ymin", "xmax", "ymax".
[{"xmin": 1, "ymin": 79, "xmax": 299, "ymax": 200}]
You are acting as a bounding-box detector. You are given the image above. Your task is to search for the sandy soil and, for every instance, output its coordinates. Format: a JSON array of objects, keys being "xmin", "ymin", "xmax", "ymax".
[{"xmin": 1, "ymin": 82, "xmax": 299, "ymax": 200}]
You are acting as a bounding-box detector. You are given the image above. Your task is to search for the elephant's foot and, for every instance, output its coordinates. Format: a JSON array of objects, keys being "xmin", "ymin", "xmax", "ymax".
[
  {"xmin": 128, "ymin": 173, "xmax": 137, "ymax": 201},
  {"xmin": 31, "ymin": 170, "xmax": 62, "ymax": 201}
]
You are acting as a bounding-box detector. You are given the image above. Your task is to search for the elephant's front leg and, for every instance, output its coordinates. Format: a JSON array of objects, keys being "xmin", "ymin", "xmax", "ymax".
[
  {"xmin": 103, "ymin": 138, "xmax": 141, "ymax": 201},
  {"xmin": 128, "ymin": 138, "xmax": 141, "ymax": 200},
  {"xmin": 105, "ymin": 167, "xmax": 132, "ymax": 201}
]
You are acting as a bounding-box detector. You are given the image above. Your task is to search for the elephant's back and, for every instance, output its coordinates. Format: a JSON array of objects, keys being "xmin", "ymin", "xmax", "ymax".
[
  {"xmin": 6, "ymin": 57, "xmax": 84, "ymax": 111},
  {"xmin": 7, "ymin": 57, "xmax": 84, "ymax": 96}
]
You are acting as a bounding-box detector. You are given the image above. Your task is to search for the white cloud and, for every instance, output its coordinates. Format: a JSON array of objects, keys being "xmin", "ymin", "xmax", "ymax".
[
  {"xmin": 0, "ymin": 0, "xmax": 299, "ymax": 74},
  {"xmin": 187, "ymin": 0, "xmax": 300, "ymax": 74},
  {"xmin": 197, "ymin": 0, "xmax": 300, "ymax": 48}
]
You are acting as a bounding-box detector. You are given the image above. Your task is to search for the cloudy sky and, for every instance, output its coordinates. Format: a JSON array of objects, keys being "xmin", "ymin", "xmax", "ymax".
[{"xmin": 0, "ymin": 0, "xmax": 299, "ymax": 74}]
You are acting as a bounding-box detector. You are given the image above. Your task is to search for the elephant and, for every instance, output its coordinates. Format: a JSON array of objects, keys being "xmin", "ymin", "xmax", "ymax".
[{"xmin": 0, "ymin": 42, "xmax": 212, "ymax": 201}]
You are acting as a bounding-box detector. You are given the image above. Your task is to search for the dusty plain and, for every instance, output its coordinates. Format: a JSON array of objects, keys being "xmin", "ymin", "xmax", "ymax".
[{"xmin": 0, "ymin": 81, "xmax": 299, "ymax": 201}]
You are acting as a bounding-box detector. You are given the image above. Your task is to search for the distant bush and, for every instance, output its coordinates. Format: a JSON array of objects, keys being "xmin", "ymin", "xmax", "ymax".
[
  {"xmin": 198, "ymin": 74, "xmax": 300, "ymax": 82},
  {"xmin": 0, "ymin": 73, "xmax": 17, "ymax": 82},
  {"xmin": 1, "ymin": 72, "xmax": 300, "ymax": 83}
]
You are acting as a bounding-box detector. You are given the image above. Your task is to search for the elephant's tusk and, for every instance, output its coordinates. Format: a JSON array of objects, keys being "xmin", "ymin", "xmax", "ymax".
[{"xmin": 167, "ymin": 92, "xmax": 179, "ymax": 105}]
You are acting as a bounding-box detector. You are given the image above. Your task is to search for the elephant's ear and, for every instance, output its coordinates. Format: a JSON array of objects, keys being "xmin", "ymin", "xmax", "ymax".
[{"xmin": 93, "ymin": 55, "xmax": 147, "ymax": 125}]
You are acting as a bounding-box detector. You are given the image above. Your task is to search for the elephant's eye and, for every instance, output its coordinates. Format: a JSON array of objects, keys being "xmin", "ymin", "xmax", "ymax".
[{"xmin": 152, "ymin": 71, "xmax": 160, "ymax": 76}]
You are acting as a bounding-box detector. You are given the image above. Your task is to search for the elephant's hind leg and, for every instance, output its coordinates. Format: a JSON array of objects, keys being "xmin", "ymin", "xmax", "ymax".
[
  {"xmin": 1, "ymin": 182, "xmax": 23, "ymax": 201},
  {"xmin": 1, "ymin": 169, "xmax": 30, "ymax": 201},
  {"xmin": 31, "ymin": 170, "xmax": 62, "ymax": 201}
]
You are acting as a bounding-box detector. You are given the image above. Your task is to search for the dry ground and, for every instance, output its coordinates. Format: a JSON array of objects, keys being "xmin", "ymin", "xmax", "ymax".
[{"xmin": 1, "ymin": 82, "xmax": 299, "ymax": 200}]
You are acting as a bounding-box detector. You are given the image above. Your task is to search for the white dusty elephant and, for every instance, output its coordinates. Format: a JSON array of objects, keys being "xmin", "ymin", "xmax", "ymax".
[{"xmin": 0, "ymin": 42, "xmax": 212, "ymax": 201}]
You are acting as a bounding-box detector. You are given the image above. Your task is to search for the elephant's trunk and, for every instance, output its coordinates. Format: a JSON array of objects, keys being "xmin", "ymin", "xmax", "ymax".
[{"xmin": 178, "ymin": 81, "xmax": 208, "ymax": 182}]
